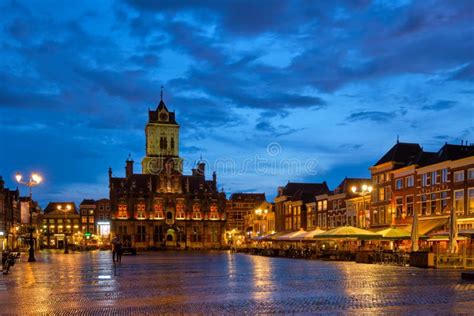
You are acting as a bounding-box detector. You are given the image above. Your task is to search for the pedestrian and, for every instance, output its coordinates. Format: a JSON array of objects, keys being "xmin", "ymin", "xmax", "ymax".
[
  {"xmin": 111, "ymin": 235, "xmax": 121, "ymax": 262},
  {"xmin": 116, "ymin": 237, "xmax": 123, "ymax": 263}
]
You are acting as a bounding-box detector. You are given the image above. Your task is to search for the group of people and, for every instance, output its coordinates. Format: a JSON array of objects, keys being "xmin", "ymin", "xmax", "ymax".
[{"xmin": 111, "ymin": 235, "xmax": 123, "ymax": 263}]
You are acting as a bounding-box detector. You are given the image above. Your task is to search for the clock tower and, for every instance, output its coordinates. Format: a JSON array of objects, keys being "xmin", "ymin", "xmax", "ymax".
[{"xmin": 142, "ymin": 94, "xmax": 183, "ymax": 175}]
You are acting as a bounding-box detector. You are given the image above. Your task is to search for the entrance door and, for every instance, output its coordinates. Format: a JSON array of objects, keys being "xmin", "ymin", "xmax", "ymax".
[{"xmin": 165, "ymin": 228, "xmax": 176, "ymax": 247}]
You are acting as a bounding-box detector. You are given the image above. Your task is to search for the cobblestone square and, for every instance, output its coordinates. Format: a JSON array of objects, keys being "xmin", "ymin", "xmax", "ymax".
[{"xmin": 1, "ymin": 251, "xmax": 474, "ymax": 315}]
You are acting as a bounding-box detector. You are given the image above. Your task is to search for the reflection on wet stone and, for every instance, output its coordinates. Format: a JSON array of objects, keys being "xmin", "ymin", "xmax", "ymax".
[{"xmin": 1, "ymin": 251, "xmax": 474, "ymax": 314}]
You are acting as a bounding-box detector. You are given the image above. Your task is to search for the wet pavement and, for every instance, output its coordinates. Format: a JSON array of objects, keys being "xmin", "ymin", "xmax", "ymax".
[{"xmin": 1, "ymin": 251, "xmax": 474, "ymax": 315}]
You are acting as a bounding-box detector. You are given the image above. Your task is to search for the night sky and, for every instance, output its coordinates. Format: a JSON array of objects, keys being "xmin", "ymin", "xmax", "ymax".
[{"xmin": 1, "ymin": 0, "xmax": 473, "ymax": 207}]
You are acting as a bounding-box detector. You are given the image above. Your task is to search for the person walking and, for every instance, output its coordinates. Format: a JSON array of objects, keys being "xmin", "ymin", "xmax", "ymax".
[
  {"xmin": 111, "ymin": 235, "xmax": 121, "ymax": 262},
  {"xmin": 116, "ymin": 237, "xmax": 123, "ymax": 263}
]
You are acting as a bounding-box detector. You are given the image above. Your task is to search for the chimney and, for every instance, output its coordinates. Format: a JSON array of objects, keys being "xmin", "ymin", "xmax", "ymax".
[
  {"xmin": 212, "ymin": 171, "xmax": 217, "ymax": 190},
  {"xmin": 0, "ymin": 176, "xmax": 4, "ymax": 190},
  {"xmin": 125, "ymin": 155, "xmax": 134, "ymax": 178},
  {"xmin": 108, "ymin": 167, "xmax": 112, "ymax": 179}
]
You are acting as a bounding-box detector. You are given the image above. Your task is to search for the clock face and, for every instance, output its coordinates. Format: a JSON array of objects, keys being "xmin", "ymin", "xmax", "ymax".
[{"xmin": 159, "ymin": 113, "xmax": 168, "ymax": 121}]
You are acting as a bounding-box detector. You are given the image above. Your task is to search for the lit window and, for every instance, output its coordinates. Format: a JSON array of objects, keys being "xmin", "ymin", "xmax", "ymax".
[
  {"xmin": 421, "ymin": 174, "xmax": 429, "ymax": 187},
  {"xmin": 469, "ymin": 188, "xmax": 474, "ymax": 214},
  {"xmin": 454, "ymin": 190, "xmax": 465, "ymax": 214}
]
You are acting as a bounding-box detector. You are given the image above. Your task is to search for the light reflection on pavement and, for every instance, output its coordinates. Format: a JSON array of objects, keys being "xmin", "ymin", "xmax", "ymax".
[{"xmin": 1, "ymin": 250, "xmax": 474, "ymax": 314}]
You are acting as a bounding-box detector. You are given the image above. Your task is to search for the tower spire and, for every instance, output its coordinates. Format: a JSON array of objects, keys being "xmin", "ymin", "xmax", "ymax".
[{"xmin": 160, "ymin": 86, "xmax": 164, "ymax": 101}]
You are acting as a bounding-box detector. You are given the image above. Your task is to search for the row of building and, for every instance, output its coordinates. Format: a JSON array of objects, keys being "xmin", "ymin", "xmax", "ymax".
[
  {"xmin": 229, "ymin": 141, "xmax": 474, "ymax": 240},
  {"xmin": 1, "ymin": 94, "xmax": 473, "ymax": 251}
]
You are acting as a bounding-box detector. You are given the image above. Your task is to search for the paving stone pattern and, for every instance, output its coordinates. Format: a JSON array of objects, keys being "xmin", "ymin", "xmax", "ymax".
[{"xmin": 1, "ymin": 251, "xmax": 474, "ymax": 315}]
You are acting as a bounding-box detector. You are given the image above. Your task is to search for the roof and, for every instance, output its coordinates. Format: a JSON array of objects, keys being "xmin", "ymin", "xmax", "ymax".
[
  {"xmin": 229, "ymin": 193, "xmax": 266, "ymax": 202},
  {"xmin": 374, "ymin": 142, "xmax": 423, "ymax": 167},
  {"xmin": 280, "ymin": 182, "xmax": 329, "ymax": 197},
  {"xmin": 433, "ymin": 143, "xmax": 474, "ymax": 163},
  {"xmin": 80, "ymin": 199, "xmax": 96, "ymax": 205},
  {"xmin": 148, "ymin": 100, "xmax": 178, "ymax": 124}
]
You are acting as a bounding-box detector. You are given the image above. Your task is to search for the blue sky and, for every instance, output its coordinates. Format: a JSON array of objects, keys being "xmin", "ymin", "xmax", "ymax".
[{"xmin": 0, "ymin": 0, "xmax": 473, "ymax": 207}]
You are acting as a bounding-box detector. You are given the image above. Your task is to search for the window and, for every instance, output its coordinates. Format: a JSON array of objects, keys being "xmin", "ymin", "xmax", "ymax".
[
  {"xmin": 431, "ymin": 171, "xmax": 438, "ymax": 185},
  {"xmin": 421, "ymin": 195, "xmax": 427, "ymax": 215},
  {"xmin": 396, "ymin": 197, "xmax": 403, "ymax": 218},
  {"xmin": 454, "ymin": 190, "xmax": 465, "ymax": 214},
  {"xmin": 454, "ymin": 171, "xmax": 464, "ymax": 182},
  {"xmin": 317, "ymin": 201, "xmax": 322, "ymax": 211},
  {"xmin": 468, "ymin": 188, "xmax": 474, "ymax": 214},
  {"xmin": 396, "ymin": 179, "xmax": 403, "ymax": 190},
  {"xmin": 379, "ymin": 206, "xmax": 386, "ymax": 224},
  {"xmin": 153, "ymin": 226, "xmax": 163, "ymax": 242},
  {"xmin": 89, "ymin": 210, "xmax": 94, "ymax": 215},
  {"xmin": 322, "ymin": 200, "xmax": 327, "ymax": 211},
  {"xmin": 406, "ymin": 175, "xmax": 414, "ymax": 188},
  {"xmin": 378, "ymin": 187, "xmax": 385, "ymax": 201},
  {"xmin": 468, "ymin": 169, "xmax": 474, "ymax": 180},
  {"xmin": 406, "ymin": 195, "xmax": 414, "ymax": 217},
  {"xmin": 441, "ymin": 169, "xmax": 448, "ymax": 183},
  {"xmin": 82, "ymin": 217, "xmax": 87, "ymax": 223},
  {"xmin": 137, "ymin": 225, "xmax": 146, "ymax": 242},
  {"xmin": 422, "ymin": 174, "xmax": 429, "ymax": 187},
  {"xmin": 89, "ymin": 217, "xmax": 94, "ymax": 223},
  {"xmin": 441, "ymin": 191, "xmax": 449, "ymax": 213},
  {"xmin": 191, "ymin": 226, "xmax": 201, "ymax": 242},
  {"xmin": 373, "ymin": 208, "xmax": 379, "ymax": 225},
  {"xmin": 431, "ymin": 193, "xmax": 438, "ymax": 215},
  {"xmin": 118, "ymin": 204, "xmax": 127, "ymax": 218}
]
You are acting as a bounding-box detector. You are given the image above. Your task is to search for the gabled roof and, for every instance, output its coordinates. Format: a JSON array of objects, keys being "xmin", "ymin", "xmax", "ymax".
[
  {"xmin": 280, "ymin": 182, "xmax": 329, "ymax": 197},
  {"xmin": 434, "ymin": 144, "xmax": 474, "ymax": 163},
  {"xmin": 148, "ymin": 99, "xmax": 178, "ymax": 124},
  {"xmin": 374, "ymin": 142, "xmax": 423, "ymax": 167},
  {"xmin": 229, "ymin": 193, "xmax": 266, "ymax": 202},
  {"xmin": 80, "ymin": 199, "xmax": 96, "ymax": 206}
]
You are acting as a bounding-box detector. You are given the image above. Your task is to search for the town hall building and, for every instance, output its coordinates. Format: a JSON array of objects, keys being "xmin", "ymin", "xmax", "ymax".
[{"xmin": 109, "ymin": 95, "xmax": 227, "ymax": 249}]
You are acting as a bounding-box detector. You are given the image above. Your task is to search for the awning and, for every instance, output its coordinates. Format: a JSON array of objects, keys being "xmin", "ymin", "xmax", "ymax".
[
  {"xmin": 267, "ymin": 230, "xmax": 292, "ymax": 241},
  {"xmin": 302, "ymin": 228, "xmax": 326, "ymax": 240},
  {"xmin": 377, "ymin": 227, "xmax": 412, "ymax": 240},
  {"xmin": 400, "ymin": 217, "xmax": 448, "ymax": 235},
  {"xmin": 314, "ymin": 225, "xmax": 382, "ymax": 240},
  {"xmin": 276, "ymin": 229, "xmax": 307, "ymax": 241}
]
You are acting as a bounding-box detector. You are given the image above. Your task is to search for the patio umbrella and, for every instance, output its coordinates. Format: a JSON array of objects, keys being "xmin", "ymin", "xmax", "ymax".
[
  {"xmin": 411, "ymin": 210, "xmax": 419, "ymax": 252},
  {"xmin": 314, "ymin": 225, "xmax": 381, "ymax": 240},
  {"xmin": 277, "ymin": 229, "xmax": 307, "ymax": 241},
  {"xmin": 448, "ymin": 207, "xmax": 459, "ymax": 254},
  {"xmin": 377, "ymin": 226, "xmax": 412, "ymax": 240},
  {"xmin": 302, "ymin": 228, "xmax": 326, "ymax": 240},
  {"xmin": 286, "ymin": 230, "xmax": 309, "ymax": 241}
]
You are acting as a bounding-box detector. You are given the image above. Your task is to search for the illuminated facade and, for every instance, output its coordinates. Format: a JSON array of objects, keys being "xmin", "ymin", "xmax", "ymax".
[{"xmin": 109, "ymin": 96, "xmax": 227, "ymax": 249}]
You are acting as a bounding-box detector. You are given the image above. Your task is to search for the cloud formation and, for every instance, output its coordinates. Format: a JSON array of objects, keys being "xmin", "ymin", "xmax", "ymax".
[{"xmin": 0, "ymin": 0, "xmax": 473, "ymax": 205}]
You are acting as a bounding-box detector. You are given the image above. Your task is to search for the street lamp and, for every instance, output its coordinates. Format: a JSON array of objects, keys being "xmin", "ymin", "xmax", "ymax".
[
  {"xmin": 351, "ymin": 184, "xmax": 373, "ymax": 229},
  {"xmin": 15, "ymin": 172, "xmax": 42, "ymax": 262},
  {"xmin": 57, "ymin": 204, "xmax": 72, "ymax": 254}
]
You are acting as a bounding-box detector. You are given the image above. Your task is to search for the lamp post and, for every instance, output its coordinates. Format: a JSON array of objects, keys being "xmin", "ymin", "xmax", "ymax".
[
  {"xmin": 254, "ymin": 208, "xmax": 268, "ymax": 237},
  {"xmin": 351, "ymin": 184, "xmax": 373, "ymax": 229},
  {"xmin": 57, "ymin": 204, "xmax": 72, "ymax": 254},
  {"xmin": 15, "ymin": 172, "xmax": 42, "ymax": 262}
]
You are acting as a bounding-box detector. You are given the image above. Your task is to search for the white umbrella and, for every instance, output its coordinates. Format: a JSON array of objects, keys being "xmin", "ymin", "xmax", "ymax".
[
  {"xmin": 449, "ymin": 207, "xmax": 459, "ymax": 254},
  {"xmin": 411, "ymin": 210, "xmax": 419, "ymax": 252}
]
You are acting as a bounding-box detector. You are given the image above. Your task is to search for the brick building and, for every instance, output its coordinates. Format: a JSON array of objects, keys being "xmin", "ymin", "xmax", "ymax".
[
  {"xmin": 109, "ymin": 96, "xmax": 227, "ymax": 249},
  {"xmin": 40, "ymin": 202, "xmax": 80, "ymax": 249},
  {"xmin": 274, "ymin": 182, "xmax": 329, "ymax": 232},
  {"xmin": 226, "ymin": 193, "xmax": 266, "ymax": 233},
  {"xmin": 370, "ymin": 141, "xmax": 474, "ymax": 234}
]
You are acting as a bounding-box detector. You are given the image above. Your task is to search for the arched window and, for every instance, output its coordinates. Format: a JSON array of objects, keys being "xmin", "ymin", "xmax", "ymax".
[
  {"xmin": 171, "ymin": 138, "xmax": 175, "ymax": 149},
  {"xmin": 166, "ymin": 212, "xmax": 173, "ymax": 220},
  {"xmin": 163, "ymin": 138, "xmax": 167, "ymax": 149}
]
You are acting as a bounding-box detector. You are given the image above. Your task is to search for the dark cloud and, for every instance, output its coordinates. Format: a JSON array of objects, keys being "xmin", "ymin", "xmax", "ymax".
[
  {"xmin": 422, "ymin": 100, "xmax": 457, "ymax": 111},
  {"xmin": 346, "ymin": 111, "xmax": 393, "ymax": 123}
]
